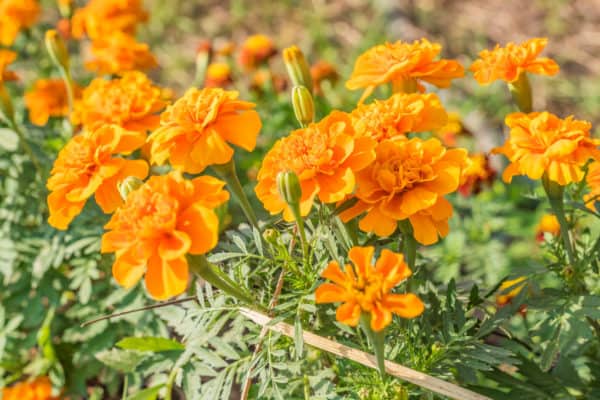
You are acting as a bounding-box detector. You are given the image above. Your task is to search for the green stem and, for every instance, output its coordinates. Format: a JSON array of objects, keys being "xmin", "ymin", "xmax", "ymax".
[
  {"xmin": 289, "ymin": 201, "xmax": 309, "ymax": 265},
  {"xmin": 303, "ymin": 374, "xmax": 311, "ymax": 400},
  {"xmin": 542, "ymin": 174, "xmax": 576, "ymax": 266},
  {"xmin": 10, "ymin": 119, "xmax": 43, "ymax": 178},
  {"xmin": 359, "ymin": 313, "xmax": 386, "ymax": 379},
  {"xmin": 398, "ymin": 220, "xmax": 417, "ymax": 269},
  {"xmin": 508, "ymin": 73, "xmax": 532, "ymax": 113}
]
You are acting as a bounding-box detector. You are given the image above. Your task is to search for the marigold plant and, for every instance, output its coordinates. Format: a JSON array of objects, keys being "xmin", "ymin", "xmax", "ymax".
[
  {"xmin": 0, "ymin": 49, "xmax": 18, "ymax": 82},
  {"xmin": 85, "ymin": 32, "xmax": 158, "ymax": 75},
  {"xmin": 238, "ymin": 34, "xmax": 276, "ymax": 70},
  {"xmin": 0, "ymin": 0, "xmax": 40, "ymax": 46},
  {"xmin": 71, "ymin": 0, "xmax": 148, "ymax": 40},
  {"xmin": 1, "ymin": 376, "xmax": 58, "ymax": 400},
  {"xmin": 25, "ymin": 79, "xmax": 80, "ymax": 126},
  {"xmin": 536, "ymin": 213, "xmax": 560, "ymax": 241},
  {"xmin": 584, "ymin": 161, "xmax": 600, "ymax": 210}
]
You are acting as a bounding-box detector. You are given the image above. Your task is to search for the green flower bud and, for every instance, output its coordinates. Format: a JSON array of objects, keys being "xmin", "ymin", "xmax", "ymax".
[
  {"xmin": 45, "ymin": 29, "xmax": 70, "ymax": 72},
  {"xmin": 283, "ymin": 46, "xmax": 312, "ymax": 92},
  {"xmin": 291, "ymin": 85, "xmax": 314, "ymax": 127},
  {"xmin": 0, "ymin": 84, "xmax": 15, "ymax": 123},
  {"xmin": 118, "ymin": 176, "xmax": 143, "ymax": 200},
  {"xmin": 276, "ymin": 170, "xmax": 302, "ymax": 207},
  {"xmin": 262, "ymin": 228, "xmax": 280, "ymax": 244}
]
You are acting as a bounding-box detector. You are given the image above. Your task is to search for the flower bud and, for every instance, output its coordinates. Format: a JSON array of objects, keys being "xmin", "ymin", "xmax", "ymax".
[
  {"xmin": 45, "ymin": 30, "xmax": 70, "ymax": 71},
  {"xmin": 118, "ymin": 176, "xmax": 143, "ymax": 200},
  {"xmin": 0, "ymin": 84, "xmax": 15, "ymax": 123},
  {"xmin": 276, "ymin": 170, "xmax": 302, "ymax": 206},
  {"xmin": 283, "ymin": 46, "xmax": 313, "ymax": 92},
  {"xmin": 291, "ymin": 85, "xmax": 314, "ymax": 127},
  {"xmin": 262, "ymin": 228, "xmax": 280, "ymax": 244}
]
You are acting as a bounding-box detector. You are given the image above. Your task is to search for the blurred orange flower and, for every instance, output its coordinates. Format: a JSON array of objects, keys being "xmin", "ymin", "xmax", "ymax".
[
  {"xmin": 205, "ymin": 62, "xmax": 232, "ymax": 88},
  {"xmin": 2, "ymin": 376, "xmax": 58, "ymax": 400},
  {"xmin": 536, "ymin": 214, "xmax": 560, "ymax": 242},
  {"xmin": 340, "ymin": 138, "xmax": 467, "ymax": 244},
  {"xmin": 0, "ymin": 49, "xmax": 18, "ymax": 82},
  {"xmin": 0, "ymin": 0, "xmax": 40, "ymax": 46},
  {"xmin": 434, "ymin": 111, "xmax": 466, "ymax": 147},
  {"xmin": 25, "ymin": 79, "xmax": 80, "ymax": 126},
  {"xmin": 458, "ymin": 153, "xmax": 495, "ymax": 196},
  {"xmin": 311, "ymin": 60, "xmax": 338, "ymax": 95},
  {"xmin": 71, "ymin": 0, "xmax": 148, "ymax": 40},
  {"xmin": 470, "ymin": 38, "xmax": 559, "ymax": 85},
  {"xmin": 315, "ymin": 246, "xmax": 424, "ymax": 332},
  {"xmin": 238, "ymin": 34, "xmax": 276, "ymax": 70},
  {"xmin": 584, "ymin": 161, "xmax": 600, "ymax": 210},
  {"xmin": 101, "ymin": 172, "xmax": 229, "ymax": 300},
  {"xmin": 85, "ymin": 32, "xmax": 157, "ymax": 75},
  {"xmin": 72, "ymin": 71, "xmax": 168, "ymax": 134},
  {"xmin": 47, "ymin": 125, "xmax": 148, "ymax": 229},
  {"xmin": 350, "ymin": 93, "xmax": 448, "ymax": 142},
  {"xmin": 346, "ymin": 39, "xmax": 464, "ymax": 103},
  {"xmin": 255, "ymin": 111, "xmax": 376, "ymax": 221},
  {"xmin": 494, "ymin": 112, "xmax": 600, "ymax": 185},
  {"xmin": 149, "ymin": 88, "xmax": 262, "ymax": 174},
  {"xmin": 496, "ymin": 277, "xmax": 527, "ymax": 308}
]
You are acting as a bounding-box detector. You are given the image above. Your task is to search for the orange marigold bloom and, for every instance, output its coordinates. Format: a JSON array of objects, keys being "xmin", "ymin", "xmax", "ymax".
[
  {"xmin": 458, "ymin": 153, "xmax": 495, "ymax": 196},
  {"xmin": 85, "ymin": 32, "xmax": 157, "ymax": 75},
  {"xmin": 72, "ymin": 71, "xmax": 168, "ymax": 134},
  {"xmin": 71, "ymin": 0, "xmax": 148, "ymax": 40},
  {"xmin": 350, "ymin": 93, "xmax": 448, "ymax": 142},
  {"xmin": 0, "ymin": 0, "xmax": 40, "ymax": 46},
  {"xmin": 584, "ymin": 161, "xmax": 600, "ymax": 210},
  {"xmin": 25, "ymin": 79, "xmax": 81, "ymax": 126},
  {"xmin": 496, "ymin": 277, "xmax": 527, "ymax": 307},
  {"xmin": 494, "ymin": 112, "xmax": 600, "ymax": 186},
  {"xmin": 0, "ymin": 49, "xmax": 18, "ymax": 82},
  {"xmin": 346, "ymin": 38, "xmax": 464, "ymax": 103},
  {"xmin": 149, "ymin": 88, "xmax": 262, "ymax": 174},
  {"xmin": 205, "ymin": 62, "xmax": 232, "ymax": 88},
  {"xmin": 255, "ymin": 111, "xmax": 376, "ymax": 221},
  {"xmin": 238, "ymin": 34, "xmax": 276, "ymax": 70},
  {"xmin": 2, "ymin": 376, "xmax": 59, "ymax": 400},
  {"xmin": 340, "ymin": 138, "xmax": 467, "ymax": 245},
  {"xmin": 536, "ymin": 214, "xmax": 560, "ymax": 242},
  {"xmin": 47, "ymin": 125, "xmax": 148, "ymax": 230},
  {"xmin": 101, "ymin": 172, "xmax": 229, "ymax": 300},
  {"xmin": 315, "ymin": 246, "xmax": 424, "ymax": 332},
  {"xmin": 470, "ymin": 38, "xmax": 559, "ymax": 85},
  {"xmin": 311, "ymin": 60, "xmax": 338, "ymax": 95},
  {"xmin": 434, "ymin": 111, "xmax": 467, "ymax": 147}
]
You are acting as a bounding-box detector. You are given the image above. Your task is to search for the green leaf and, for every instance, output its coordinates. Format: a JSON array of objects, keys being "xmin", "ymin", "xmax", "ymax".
[
  {"xmin": 95, "ymin": 349, "xmax": 147, "ymax": 373},
  {"xmin": 127, "ymin": 385, "xmax": 164, "ymax": 400},
  {"xmin": 116, "ymin": 337, "xmax": 185, "ymax": 353},
  {"xmin": 540, "ymin": 322, "xmax": 561, "ymax": 372},
  {"xmin": 294, "ymin": 315, "xmax": 303, "ymax": 360},
  {"xmin": 0, "ymin": 129, "xmax": 18, "ymax": 151}
]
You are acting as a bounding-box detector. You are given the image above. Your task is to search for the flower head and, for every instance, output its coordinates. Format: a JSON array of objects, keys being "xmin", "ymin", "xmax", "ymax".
[
  {"xmin": 238, "ymin": 34, "xmax": 276, "ymax": 70},
  {"xmin": 255, "ymin": 111, "xmax": 376, "ymax": 221},
  {"xmin": 584, "ymin": 161, "xmax": 600, "ymax": 210},
  {"xmin": 71, "ymin": 0, "xmax": 148, "ymax": 40},
  {"xmin": 0, "ymin": 0, "xmax": 40, "ymax": 46},
  {"xmin": 0, "ymin": 49, "xmax": 18, "ymax": 82},
  {"xmin": 434, "ymin": 111, "xmax": 467, "ymax": 147},
  {"xmin": 85, "ymin": 32, "xmax": 157, "ymax": 75},
  {"xmin": 494, "ymin": 112, "xmax": 600, "ymax": 185},
  {"xmin": 496, "ymin": 277, "xmax": 527, "ymax": 307},
  {"xmin": 149, "ymin": 88, "xmax": 262, "ymax": 174},
  {"xmin": 205, "ymin": 62, "xmax": 232, "ymax": 88},
  {"xmin": 536, "ymin": 214, "xmax": 560, "ymax": 242},
  {"xmin": 470, "ymin": 38, "xmax": 559, "ymax": 85},
  {"xmin": 350, "ymin": 93, "xmax": 448, "ymax": 142},
  {"xmin": 25, "ymin": 79, "xmax": 80, "ymax": 126},
  {"xmin": 47, "ymin": 125, "xmax": 148, "ymax": 229},
  {"xmin": 101, "ymin": 172, "xmax": 229, "ymax": 300},
  {"xmin": 458, "ymin": 153, "xmax": 495, "ymax": 196},
  {"xmin": 72, "ymin": 72, "xmax": 168, "ymax": 134},
  {"xmin": 311, "ymin": 60, "xmax": 338, "ymax": 95},
  {"xmin": 2, "ymin": 376, "xmax": 58, "ymax": 400},
  {"xmin": 315, "ymin": 246, "xmax": 424, "ymax": 332},
  {"xmin": 340, "ymin": 138, "xmax": 467, "ymax": 244},
  {"xmin": 346, "ymin": 39, "xmax": 464, "ymax": 103}
]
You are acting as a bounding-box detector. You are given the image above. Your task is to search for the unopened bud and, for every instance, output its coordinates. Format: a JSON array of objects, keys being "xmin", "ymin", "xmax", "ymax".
[
  {"xmin": 45, "ymin": 30, "xmax": 70, "ymax": 71},
  {"xmin": 262, "ymin": 228, "xmax": 280, "ymax": 244},
  {"xmin": 118, "ymin": 176, "xmax": 143, "ymax": 200},
  {"xmin": 283, "ymin": 46, "xmax": 313, "ymax": 92},
  {"xmin": 276, "ymin": 170, "xmax": 302, "ymax": 207},
  {"xmin": 0, "ymin": 84, "xmax": 15, "ymax": 123},
  {"xmin": 291, "ymin": 85, "xmax": 314, "ymax": 127}
]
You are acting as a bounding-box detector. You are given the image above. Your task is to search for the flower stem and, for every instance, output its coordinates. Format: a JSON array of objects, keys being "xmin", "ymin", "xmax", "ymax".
[
  {"xmin": 359, "ymin": 313, "xmax": 386, "ymax": 379},
  {"xmin": 542, "ymin": 174, "xmax": 576, "ymax": 267},
  {"xmin": 289, "ymin": 201, "xmax": 309, "ymax": 265},
  {"xmin": 398, "ymin": 220, "xmax": 417, "ymax": 269},
  {"xmin": 508, "ymin": 73, "xmax": 532, "ymax": 113}
]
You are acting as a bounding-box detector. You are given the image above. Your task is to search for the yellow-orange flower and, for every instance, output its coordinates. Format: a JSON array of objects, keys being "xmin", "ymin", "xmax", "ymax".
[
  {"xmin": 71, "ymin": 0, "xmax": 147, "ymax": 40},
  {"xmin": 72, "ymin": 71, "xmax": 168, "ymax": 134},
  {"xmin": 238, "ymin": 34, "xmax": 276, "ymax": 70},
  {"xmin": 85, "ymin": 32, "xmax": 157, "ymax": 75},
  {"xmin": 205, "ymin": 62, "xmax": 232, "ymax": 88},
  {"xmin": 536, "ymin": 214, "xmax": 560, "ymax": 242},
  {"xmin": 458, "ymin": 153, "xmax": 495, "ymax": 196},
  {"xmin": 2, "ymin": 376, "xmax": 58, "ymax": 400},
  {"xmin": 25, "ymin": 79, "xmax": 80, "ymax": 126},
  {"xmin": 470, "ymin": 38, "xmax": 559, "ymax": 85},
  {"xmin": 350, "ymin": 93, "xmax": 448, "ymax": 142},
  {"xmin": 434, "ymin": 111, "xmax": 467, "ymax": 147},
  {"xmin": 47, "ymin": 125, "xmax": 148, "ymax": 230},
  {"xmin": 255, "ymin": 111, "xmax": 376, "ymax": 221},
  {"xmin": 311, "ymin": 60, "xmax": 338, "ymax": 95},
  {"xmin": 340, "ymin": 138, "xmax": 467, "ymax": 245},
  {"xmin": 315, "ymin": 246, "xmax": 424, "ymax": 332},
  {"xmin": 0, "ymin": 49, "xmax": 18, "ymax": 82},
  {"xmin": 149, "ymin": 88, "xmax": 262, "ymax": 174},
  {"xmin": 494, "ymin": 112, "xmax": 600, "ymax": 186},
  {"xmin": 496, "ymin": 277, "xmax": 527, "ymax": 307},
  {"xmin": 346, "ymin": 39, "xmax": 464, "ymax": 103},
  {"xmin": 584, "ymin": 161, "xmax": 600, "ymax": 209},
  {"xmin": 101, "ymin": 172, "xmax": 229, "ymax": 300},
  {"xmin": 0, "ymin": 0, "xmax": 40, "ymax": 46}
]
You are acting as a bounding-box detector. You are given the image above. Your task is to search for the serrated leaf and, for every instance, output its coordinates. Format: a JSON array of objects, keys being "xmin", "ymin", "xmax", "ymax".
[{"xmin": 117, "ymin": 336, "xmax": 185, "ymax": 353}]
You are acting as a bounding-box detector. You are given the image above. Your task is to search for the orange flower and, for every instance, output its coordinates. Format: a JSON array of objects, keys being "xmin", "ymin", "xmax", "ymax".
[
  {"xmin": 101, "ymin": 171, "xmax": 229, "ymax": 300},
  {"xmin": 494, "ymin": 112, "xmax": 600, "ymax": 186},
  {"xmin": 205, "ymin": 62, "xmax": 232, "ymax": 88},
  {"xmin": 71, "ymin": 0, "xmax": 148, "ymax": 40},
  {"xmin": 311, "ymin": 60, "xmax": 338, "ymax": 95},
  {"xmin": 346, "ymin": 39, "xmax": 464, "ymax": 103},
  {"xmin": 72, "ymin": 71, "xmax": 168, "ymax": 134},
  {"xmin": 238, "ymin": 34, "xmax": 276, "ymax": 70},
  {"xmin": 350, "ymin": 93, "xmax": 448, "ymax": 142},
  {"xmin": 2, "ymin": 376, "xmax": 59, "ymax": 400},
  {"xmin": 536, "ymin": 214, "xmax": 560, "ymax": 242},
  {"xmin": 255, "ymin": 111, "xmax": 376, "ymax": 221},
  {"xmin": 47, "ymin": 125, "xmax": 148, "ymax": 229},
  {"xmin": 584, "ymin": 161, "xmax": 600, "ymax": 210},
  {"xmin": 0, "ymin": 0, "xmax": 40, "ymax": 46},
  {"xmin": 85, "ymin": 32, "xmax": 157, "ymax": 75},
  {"xmin": 315, "ymin": 246, "xmax": 424, "ymax": 332},
  {"xmin": 0, "ymin": 49, "xmax": 18, "ymax": 82},
  {"xmin": 470, "ymin": 38, "xmax": 559, "ymax": 85},
  {"xmin": 25, "ymin": 79, "xmax": 80, "ymax": 126},
  {"xmin": 216, "ymin": 40, "xmax": 236, "ymax": 57},
  {"xmin": 148, "ymin": 88, "xmax": 262, "ymax": 174},
  {"xmin": 458, "ymin": 153, "xmax": 495, "ymax": 196},
  {"xmin": 496, "ymin": 277, "xmax": 527, "ymax": 307},
  {"xmin": 340, "ymin": 138, "xmax": 467, "ymax": 245},
  {"xmin": 434, "ymin": 111, "xmax": 466, "ymax": 147}
]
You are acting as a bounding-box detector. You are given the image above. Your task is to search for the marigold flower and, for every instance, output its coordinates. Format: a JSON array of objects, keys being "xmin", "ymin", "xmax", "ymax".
[
  {"xmin": 350, "ymin": 93, "xmax": 448, "ymax": 142},
  {"xmin": 238, "ymin": 34, "xmax": 276, "ymax": 70},
  {"xmin": 101, "ymin": 172, "xmax": 229, "ymax": 300},
  {"xmin": 149, "ymin": 88, "xmax": 262, "ymax": 174},
  {"xmin": 346, "ymin": 39, "xmax": 464, "ymax": 103},
  {"xmin": 205, "ymin": 62, "xmax": 232, "ymax": 88},
  {"xmin": 496, "ymin": 277, "xmax": 527, "ymax": 307},
  {"xmin": 25, "ymin": 79, "xmax": 80, "ymax": 126},
  {"xmin": 315, "ymin": 246, "xmax": 424, "ymax": 332},
  {"xmin": 340, "ymin": 138, "xmax": 467, "ymax": 245},
  {"xmin": 47, "ymin": 125, "xmax": 148, "ymax": 229},
  {"xmin": 85, "ymin": 32, "xmax": 157, "ymax": 75},
  {"xmin": 311, "ymin": 60, "xmax": 338, "ymax": 95},
  {"xmin": 535, "ymin": 214, "xmax": 560, "ymax": 242},
  {"xmin": 0, "ymin": 0, "xmax": 40, "ymax": 46},
  {"xmin": 434, "ymin": 111, "xmax": 467, "ymax": 147},
  {"xmin": 216, "ymin": 40, "xmax": 235, "ymax": 57},
  {"xmin": 0, "ymin": 49, "xmax": 18, "ymax": 82},
  {"xmin": 72, "ymin": 71, "xmax": 168, "ymax": 134},
  {"xmin": 458, "ymin": 153, "xmax": 495, "ymax": 196},
  {"xmin": 71, "ymin": 0, "xmax": 148, "ymax": 40},
  {"xmin": 584, "ymin": 161, "xmax": 600, "ymax": 210},
  {"xmin": 255, "ymin": 111, "xmax": 376, "ymax": 221},
  {"xmin": 470, "ymin": 38, "xmax": 559, "ymax": 85},
  {"xmin": 2, "ymin": 376, "xmax": 58, "ymax": 400},
  {"xmin": 494, "ymin": 112, "xmax": 600, "ymax": 186}
]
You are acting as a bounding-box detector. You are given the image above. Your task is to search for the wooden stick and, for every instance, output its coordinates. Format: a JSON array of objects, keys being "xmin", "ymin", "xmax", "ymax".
[{"xmin": 239, "ymin": 307, "xmax": 491, "ymax": 400}]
